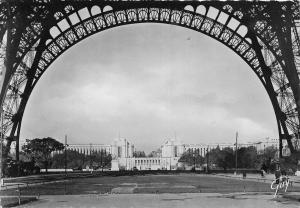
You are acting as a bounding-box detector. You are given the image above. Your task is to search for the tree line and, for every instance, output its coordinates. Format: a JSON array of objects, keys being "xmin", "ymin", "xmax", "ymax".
[
  {"xmin": 3, "ymin": 137, "xmax": 290, "ymax": 177},
  {"xmin": 4, "ymin": 137, "xmax": 112, "ymax": 176},
  {"xmin": 179, "ymin": 145, "xmax": 278, "ymax": 172}
]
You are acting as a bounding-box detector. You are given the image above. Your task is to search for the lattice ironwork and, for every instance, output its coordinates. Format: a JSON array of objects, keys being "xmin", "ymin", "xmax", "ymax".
[{"xmin": 0, "ymin": 0, "xmax": 299, "ymax": 160}]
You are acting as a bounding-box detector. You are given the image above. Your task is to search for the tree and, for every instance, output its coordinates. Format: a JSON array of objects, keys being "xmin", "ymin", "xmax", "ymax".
[
  {"xmin": 207, "ymin": 146, "xmax": 222, "ymax": 166},
  {"xmin": 88, "ymin": 150, "xmax": 112, "ymax": 170},
  {"xmin": 133, "ymin": 151, "xmax": 146, "ymax": 157},
  {"xmin": 250, "ymin": 145, "xmax": 279, "ymax": 171},
  {"xmin": 237, "ymin": 146, "xmax": 258, "ymax": 169},
  {"xmin": 148, "ymin": 149, "xmax": 161, "ymax": 157},
  {"xmin": 179, "ymin": 149, "xmax": 205, "ymax": 168},
  {"xmin": 51, "ymin": 149, "xmax": 113, "ymax": 170},
  {"xmin": 207, "ymin": 146, "xmax": 259, "ymax": 170},
  {"xmin": 215, "ymin": 147, "xmax": 235, "ymax": 170},
  {"xmin": 51, "ymin": 150, "xmax": 85, "ymax": 170},
  {"xmin": 22, "ymin": 137, "xmax": 64, "ymax": 172}
]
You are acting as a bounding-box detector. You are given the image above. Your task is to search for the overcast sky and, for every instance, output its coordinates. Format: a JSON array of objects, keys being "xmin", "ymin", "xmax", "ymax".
[{"xmin": 20, "ymin": 23, "xmax": 278, "ymax": 151}]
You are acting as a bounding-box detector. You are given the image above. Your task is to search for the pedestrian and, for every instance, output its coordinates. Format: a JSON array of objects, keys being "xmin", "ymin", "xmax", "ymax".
[
  {"xmin": 261, "ymin": 163, "xmax": 267, "ymax": 174},
  {"xmin": 275, "ymin": 166, "xmax": 281, "ymax": 184},
  {"xmin": 260, "ymin": 169, "xmax": 264, "ymax": 177},
  {"xmin": 243, "ymin": 170, "xmax": 247, "ymax": 179}
]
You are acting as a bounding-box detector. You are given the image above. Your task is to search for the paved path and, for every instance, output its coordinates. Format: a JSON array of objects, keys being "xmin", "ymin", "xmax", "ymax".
[
  {"xmin": 215, "ymin": 173, "xmax": 300, "ymax": 186},
  {"xmin": 16, "ymin": 193, "xmax": 300, "ymax": 208}
]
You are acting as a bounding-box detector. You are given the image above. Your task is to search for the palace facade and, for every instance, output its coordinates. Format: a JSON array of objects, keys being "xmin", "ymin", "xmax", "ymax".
[
  {"xmin": 53, "ymin": 138, "xmax": 134, "ymax": 160},
  {"xmin": 112, "ymin": 138, "xmax": 281, "ymax": 171},
  {"xmin": 51, "ymin": 137, "xmax": 282, "ymax": 171}
]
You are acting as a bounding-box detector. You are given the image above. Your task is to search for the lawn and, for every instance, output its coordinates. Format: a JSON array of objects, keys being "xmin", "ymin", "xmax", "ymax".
[{"xmin": 1, "ymin": 173, "xmax": 299, "ymax": 196}]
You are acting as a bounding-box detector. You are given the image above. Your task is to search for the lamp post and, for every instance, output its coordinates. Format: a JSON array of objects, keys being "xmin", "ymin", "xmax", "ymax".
[
  {"xmin": 235, "ymin": 132, "xmax": 238, "ymax": 175},
  {"xmin": 193, "ymin": 151, "xmax": 196, "ymax": 171},
  {"xmin": 206, "ymin": 146, "xmax": 209, "ymax": 173},
  {"xmin": 89, "ymin": 143, "xmax": 92, "ymax": 170},
  {"xmin": 64, "ymin": 135, "xmax": 68, "ymax": 174},
  {"xmin": 64, "ymin": 135, "xmax": 68, "ymax": 195},
  {"xmin": 100, "ymin": 149, "xmax": 103, "ymax": 172}
]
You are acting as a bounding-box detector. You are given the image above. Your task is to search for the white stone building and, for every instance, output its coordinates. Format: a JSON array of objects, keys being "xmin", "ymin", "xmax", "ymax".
[
  {"xmin": 113, "ymin": 156, "xmax": 180, "ymax": 171},
  {"xmin": 111, "ymin": 138, "xmax": 134, "ymax": 159},
  {"xmin": 52, "ymin": 137, "xmax": 280, "ymax": 171},
  {"xmin": 66, "ymin": 144, "xmax": 112, "ymax": 155},
  {"xmin": 113, "ymin": 139, "xmax": 233, "ymax": 171},
  {"xmin": 112, "ymin": 139, "xmax": 184, "ymax": 171},
  {"xmin": 161, "ymin": 139, "xmax": 185, "ymax": 157},
  {"xmin": 53, "ymin": 138, "xmax": 134, "ymax": 160}
]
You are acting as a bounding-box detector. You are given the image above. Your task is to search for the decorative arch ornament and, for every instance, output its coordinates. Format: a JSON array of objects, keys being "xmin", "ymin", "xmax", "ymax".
[{"xmin": 0, "ymin": 0, "xmax": 299, "ymax": 160}]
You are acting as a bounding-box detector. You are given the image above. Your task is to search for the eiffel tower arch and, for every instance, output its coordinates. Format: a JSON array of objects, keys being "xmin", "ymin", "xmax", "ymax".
[{"xmin": 0, "ymin": 0, "xmax": 299, "ymax": 161}]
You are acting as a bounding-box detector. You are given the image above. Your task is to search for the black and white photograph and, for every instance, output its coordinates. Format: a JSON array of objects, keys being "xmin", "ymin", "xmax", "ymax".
[{"xmin": 0, "ymin": 0, "xmax": 300, "ymax": 207}]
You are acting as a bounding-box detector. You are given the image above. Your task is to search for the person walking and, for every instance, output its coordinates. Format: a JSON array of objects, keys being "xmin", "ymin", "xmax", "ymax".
[{"xmin": 275, "ymin": 166, "xmax": 281, "ymax": 184}]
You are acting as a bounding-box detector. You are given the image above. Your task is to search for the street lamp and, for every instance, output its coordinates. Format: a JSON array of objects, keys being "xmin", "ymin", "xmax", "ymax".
[
  {"xmin": 89, "ymin": 143, "xmax": 92, "ymax": 170},
  {"xmin": 100, "ymin": 149, "xmax": 103, "ymax": 172},
  {"xmin": 64, "ymin": 135, "xmax": 68, "ymax": 195},
  {"xmin": 206, "ymin": 146, "xmax": 209, "ymax": 173},
  {"xmin": 235, "ymin": 132, "xmax": 238, "ymax": 175},
  {"xmin": 193, "ymin": 151, "xmax": 196, "ymax": 171},
  {"xmin": 64, "ymin": 135, "xmax": 68, "ymax": 174}
]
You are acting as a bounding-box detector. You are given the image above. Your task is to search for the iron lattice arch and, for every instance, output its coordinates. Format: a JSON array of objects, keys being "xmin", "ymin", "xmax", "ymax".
[{"xmin": 0, "ymin": 0, "xmax": 300, "ymax": 160}]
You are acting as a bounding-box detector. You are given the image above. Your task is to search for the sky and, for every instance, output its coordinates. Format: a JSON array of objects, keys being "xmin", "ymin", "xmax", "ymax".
[{"xmin": 20, "ymin": 23, "xmax": 278, "ymax": 151}]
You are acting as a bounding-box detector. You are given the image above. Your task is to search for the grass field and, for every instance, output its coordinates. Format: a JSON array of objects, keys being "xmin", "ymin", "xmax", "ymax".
[{"xmin": 2, "ymin": 173, "xmax": 300, "ymax": 196}]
